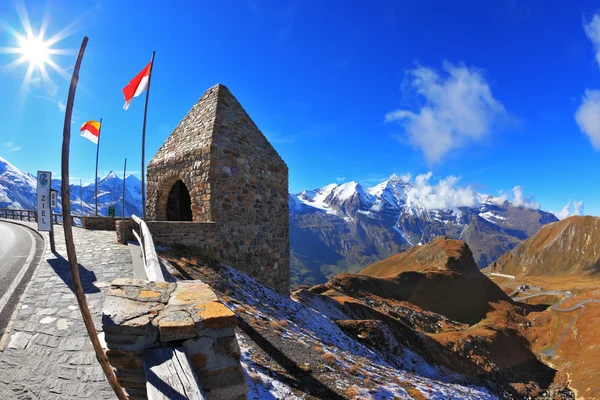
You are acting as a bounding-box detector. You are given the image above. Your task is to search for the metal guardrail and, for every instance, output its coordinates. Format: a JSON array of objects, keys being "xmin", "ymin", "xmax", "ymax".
[
  {"xmin": 131, "ymin": 215, "xmax": 165, "ymax": 282},
  {"xmin": 0, "ymin": 208, "xmax": 80, "ymax": 226},
  {"xmin": 0, "ymin": 208, "xmax": 36, "ymax": 221}
]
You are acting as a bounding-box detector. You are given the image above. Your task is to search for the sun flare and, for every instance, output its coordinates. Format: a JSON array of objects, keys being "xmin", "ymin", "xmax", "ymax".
[
  {"xmin": 17, "ymin": 34, "xmax": 51, "ymax": 68},
  {"xmin": 0, "ymin": 6, "xmax": 75, "ymax": 94}
]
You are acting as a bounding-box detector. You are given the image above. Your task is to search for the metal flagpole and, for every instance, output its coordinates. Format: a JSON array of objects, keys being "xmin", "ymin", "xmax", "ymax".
[
  {"xmin": 122, "ymin": 158, "xmax": 127, "ymax": 219},
  {"xmin": 95, "ymin": 118, "xmax": 102, "ymax": 216},
  {"xmin": 140, "ymin": 51, "xmax": 155, "ymax": 220},
  {"xmin": 80, "ymin": 179, "xmax": 83, "ymax": 216}
]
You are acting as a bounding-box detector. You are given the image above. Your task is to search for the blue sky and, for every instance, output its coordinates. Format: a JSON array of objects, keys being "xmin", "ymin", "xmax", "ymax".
[{"xmin": 1, "ymin": 0, "xmax": 600, "ymax": 217}]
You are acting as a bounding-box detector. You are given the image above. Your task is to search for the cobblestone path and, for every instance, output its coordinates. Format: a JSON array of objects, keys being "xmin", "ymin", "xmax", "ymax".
[{"xmin": 0, "ymin": 222, "xmax": 133, "ymax": 399}]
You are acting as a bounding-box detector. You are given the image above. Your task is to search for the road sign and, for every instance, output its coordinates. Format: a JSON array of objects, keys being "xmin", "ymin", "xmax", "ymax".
[
  {"xmin": 36, "ymin": 171, "xmax": 52, "ymax": 231},
  {"xmin": 51, "ymin": 190, "xmax": 58, "ymax": 208},
  {"xmin": 108, "ymin": 206, "xmax": 115, "ymax": 217}
]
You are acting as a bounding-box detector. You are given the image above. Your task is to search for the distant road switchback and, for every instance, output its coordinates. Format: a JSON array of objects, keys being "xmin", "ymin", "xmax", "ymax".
[{"xmin": 514, "ymin": 288, "xmax": 600, "ymax": 358}]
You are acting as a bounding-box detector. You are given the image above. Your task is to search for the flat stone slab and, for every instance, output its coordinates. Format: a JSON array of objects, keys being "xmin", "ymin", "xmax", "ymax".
[{"xmin": 0, "ymin": 222, "xmax": 133, "ymax": 399}]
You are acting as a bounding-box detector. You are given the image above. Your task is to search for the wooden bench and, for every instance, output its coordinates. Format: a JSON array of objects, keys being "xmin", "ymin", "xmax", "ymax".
[{"xmin": 143, "ymin": 347, "xmax": 205, "ymax": 400}]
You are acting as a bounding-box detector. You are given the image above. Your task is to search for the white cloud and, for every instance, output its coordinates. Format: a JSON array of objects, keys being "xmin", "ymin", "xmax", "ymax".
[
  {"xmin": 405, "ymin": 172, "xmax": 477, "ymax": 210},
  {"xmin": 552, "ymin": 199, "xmax": 585, "ymax": 220},
  {"xmin": 399, "ymin": 172, "xmax": 412, "ymax": 182},
  {"xmin": 583, "ymin": 14, "xmax": 600, "ymax": 67},
  {"xmin": 58, "ymin": 100, "xmax": 67, "ymax": 112},
  {"xmin": 386, "ymin": 62, "xmax": 507, "ymax": 163},
  {"xmin": 336, "ymin": 176, "xmax": 346, "ymax": 182},
  {"xmin": 3, "ymin": 141, "xmax": 22, "ymax": 152},
  {"xmin": 489, "ymin": 189, "xmax": 510, "ymax": 205},
  {"xmin": 511, "ymin": 185, "xmax": 539, "ymax": 209},
  {"xmin": 575, "ymin": 90, "xmax": 600, "ymax": 149}
]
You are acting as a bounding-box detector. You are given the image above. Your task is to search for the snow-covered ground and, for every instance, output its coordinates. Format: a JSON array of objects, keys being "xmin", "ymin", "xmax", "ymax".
[{"xmin": 216, "ymin": 264, "xmax": 498, "ymax": 400}]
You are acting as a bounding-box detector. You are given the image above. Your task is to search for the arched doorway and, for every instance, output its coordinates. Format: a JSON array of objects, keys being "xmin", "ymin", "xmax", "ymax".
[{"xmin": 166, "ymin": 180, "xmax": 192, "ymax": 221}]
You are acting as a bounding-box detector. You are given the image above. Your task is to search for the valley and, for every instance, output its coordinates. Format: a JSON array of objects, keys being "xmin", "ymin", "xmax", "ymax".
[{"xmin": 489, "ymin": 274, "xmax": 600, "ymax": 399}]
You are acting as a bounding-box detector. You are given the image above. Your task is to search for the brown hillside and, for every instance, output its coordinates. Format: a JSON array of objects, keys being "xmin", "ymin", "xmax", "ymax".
[
  {"xmin": 345, "ymin": 237, "xmax": 513, "ymax": 325},
  {"xmin": 301, "ymin": 238, "xmax": 571, "ymax": 397},
  {"xmin": 360, "ymin": 236, "xmax": 478, "ymax": 277},
  {"xmin": 485, "ymin": 215, "xmax": 600, "ymax": 277}
]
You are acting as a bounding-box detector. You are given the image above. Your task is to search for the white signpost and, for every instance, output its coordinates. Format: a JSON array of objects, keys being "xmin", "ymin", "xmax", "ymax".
[
  {"xmin": 51, "ymin": 190, "xmax": 57, "ymax": 208},
  {"xmin": 36, "ymin": 171, "xmax": 52, "ymax": 231}
]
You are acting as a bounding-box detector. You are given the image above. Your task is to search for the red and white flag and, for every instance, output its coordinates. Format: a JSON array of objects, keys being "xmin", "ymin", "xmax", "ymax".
[{"xmin": 122, "ymin": 62, "xmax": 152, "ymax": 110}]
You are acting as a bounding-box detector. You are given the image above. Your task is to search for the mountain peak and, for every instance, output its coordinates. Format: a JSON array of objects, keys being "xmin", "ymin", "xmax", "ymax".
[
  {"xmin": 486, "ymin": 215, "xmax": 600, "ymax": 277},
  {"xmin": 387, "ymin": 173, "xmax": 405, "ymax": 184},
  {"xmin": 125, "ymin": 174, "xmax": 141, "ymax": 181},
  {"xmin": 360, "ymin": 237, "xmax": 480, "ymax": 277}
]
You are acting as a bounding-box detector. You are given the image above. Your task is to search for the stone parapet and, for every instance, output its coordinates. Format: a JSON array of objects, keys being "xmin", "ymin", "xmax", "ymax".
[
  {"xmin": 116, "ymin": 219, "xmax": 134, "ymax": 244},
  {"xmin": 102, "ymin": 278, "xmax": 247, "ymax": 400},
  {"xmin": 82, "ymin": 216, "xmax": 130, "ymax": 231},
  {"xmin": 146, "ymin": 221, "xmax": 219, "ymax": 250}
]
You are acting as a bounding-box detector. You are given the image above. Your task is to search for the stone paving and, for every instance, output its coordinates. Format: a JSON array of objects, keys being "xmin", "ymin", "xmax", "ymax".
[{"xmin": 0, "ymin": 221, "xmax": 133, "ymax": 399}]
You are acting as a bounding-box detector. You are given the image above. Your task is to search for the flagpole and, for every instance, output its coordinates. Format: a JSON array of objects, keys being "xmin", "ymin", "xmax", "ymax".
[
  {"xmin": 80, "ymin": 179, "xmax": 83, "ymax": 216},
  {"xmin": 141, "ymin": 51, "xmax": 155, "ymax": 220},
  {"xmin": 122, "ymin": 158, "xmax": 127, "ymax": 219},
  {"xmin": 95, "ymin": 118, "xmax": 102, "ymax": 216}
]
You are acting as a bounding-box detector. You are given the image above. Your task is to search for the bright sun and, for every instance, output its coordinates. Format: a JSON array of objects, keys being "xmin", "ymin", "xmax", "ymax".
[
  {"xmin": 17, "ymin": 34, "xmax": 51, "ymax": 68},
  {"xmin": 0, "ymin": 6, "xmax": 74, "ymax": 93}
]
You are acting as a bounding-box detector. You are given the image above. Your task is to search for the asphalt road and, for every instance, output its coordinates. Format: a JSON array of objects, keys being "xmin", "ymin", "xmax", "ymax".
[
  {"xmin": 0, "ymin": 221, "xmax": 44, "ymax": 338},
  {"xmin": 514, "ymin": 289, "xmax": 600, "ymax": 357}
]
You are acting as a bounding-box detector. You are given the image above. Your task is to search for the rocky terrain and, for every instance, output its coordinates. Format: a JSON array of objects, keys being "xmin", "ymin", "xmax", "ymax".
[
  {"xmin": 160, "ymin": 238, "xmax": 576, "ymax": 399},
  {"xmin": 483, "ymin": 216, "xmax": 600, "ymax": 399},
  {"xmin": 290, "ymin": 175, "xmax": 558, "ymax": 287},
  {"xmin": 298, "ymin": 237, "xmax": 573, "ymax": 399}
]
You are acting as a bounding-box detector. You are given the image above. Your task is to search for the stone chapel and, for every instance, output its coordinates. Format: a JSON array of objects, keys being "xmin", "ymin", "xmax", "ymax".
[{"xmin": 146, "ymin": 84, "xmax": 289, "ymax": 292}]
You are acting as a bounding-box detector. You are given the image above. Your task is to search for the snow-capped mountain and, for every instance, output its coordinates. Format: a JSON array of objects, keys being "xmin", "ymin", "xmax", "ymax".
[
  {"xmin": 0, "ymin": 156, "xmax": 142, "ymax": 217},
  {"xmin": 290, "ymin": 175, "xmax": 558, "ymax": 286},
  {"xmin": 2, "ymin": 155, "xmax": 559, "ymax": 287},
  {"xmin": 0, "ymin": 156, "xmax": 37, "ymax": 210}
]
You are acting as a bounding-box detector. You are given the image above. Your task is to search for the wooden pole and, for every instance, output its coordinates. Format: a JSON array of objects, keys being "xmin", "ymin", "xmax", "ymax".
[
  {"xmin": 49, "ymin": 208, "xmax": 56, "ymax": 253},
  {"xmin": 141, "ymin": 51, "xmax": 155, "ymax": 220},
  {"xmin": 59, "ymin": 36, "xmax": 127, "ymax": 400},
  {"xmin": 122, "ymin": 158, "xmax": 127, "ymax": 219},
  {"xmin": 95, "ymin": 118, "xmax": 102, "ymax": 216}
]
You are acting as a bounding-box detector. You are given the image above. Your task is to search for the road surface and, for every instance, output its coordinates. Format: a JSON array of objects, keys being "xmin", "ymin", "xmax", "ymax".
[
  {"xmin": 514, "ymin": 289, "xmax": 600, "ymax": 357},
  {"xmin": 0, "ymin": 221, "xmax": 44, "ymax": 338}
]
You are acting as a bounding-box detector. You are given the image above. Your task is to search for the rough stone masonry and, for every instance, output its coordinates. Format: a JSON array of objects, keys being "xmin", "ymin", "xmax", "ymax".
[
  {"xmin": 146, "ymin": 84, "xmax": 290, "ymax": 293},
  {"xmin": 102, "ymin": 278, "xmax": 248, "ymax": 400}
]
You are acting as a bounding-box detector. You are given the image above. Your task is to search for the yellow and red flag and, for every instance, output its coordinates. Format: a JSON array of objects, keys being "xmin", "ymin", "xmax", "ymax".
[{"xmin": 80, "ymin": 120, "xmax": 101, "ymax": 144}]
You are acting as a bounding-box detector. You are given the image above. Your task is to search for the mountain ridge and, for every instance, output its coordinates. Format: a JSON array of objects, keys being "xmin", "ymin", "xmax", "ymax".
[
  {"xmin": 0, "ymin": 156, "xmax": 142, "ymax": 217},
  {"xmin": 485, "ymin": 215, "xmax": 600, "ymax": 277},
  {"xmin": 290, "ymin": 175, "xmax": 560, "ymax": 286}
]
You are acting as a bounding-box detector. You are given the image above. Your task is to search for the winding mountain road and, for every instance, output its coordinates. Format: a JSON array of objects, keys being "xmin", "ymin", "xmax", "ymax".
[
  {"xmin": 0, "ymin": 221, "xmax": 44, "ymax": 337},
  {"xmin": 513, "ymin": 289, "xmax": 600, "ymax": 357}
]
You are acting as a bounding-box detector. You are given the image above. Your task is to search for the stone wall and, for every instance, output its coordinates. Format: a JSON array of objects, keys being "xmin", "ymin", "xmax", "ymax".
[
  {"xmin": 116, "ymin": 220, "xmax": 134, "ymax": 244},
  {"xmin": 82, "ymin": 216, "xmax": 130, "ymax": 231},
  {"xmin": 208, "ymin": 87, "xmax": 289, "ymax": 293},
  {"xmin": 102, "ymin": 278, "xmax": 247, "ymax": 400},
  {"xmin": 145, "ymin": 84, "xmax": 290, "ymax": 293},
  {"xmin": 146, "ymin": 84, "xmax": 220, "ymax": 223},
  {"xmin": 145, "ymin": 221, "xmax": 218, "ymax": 250}
]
